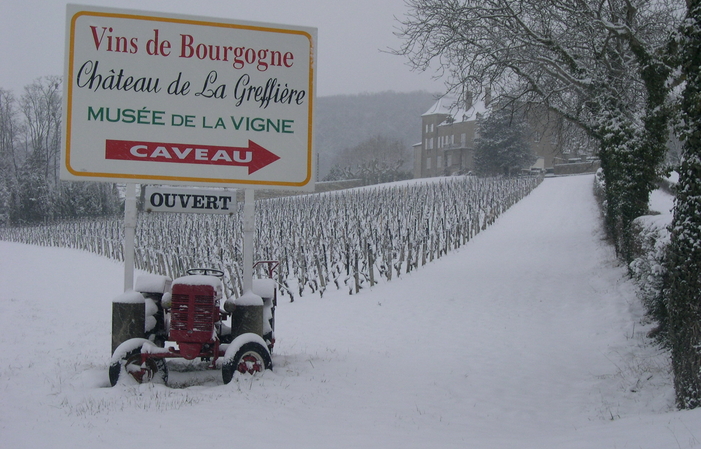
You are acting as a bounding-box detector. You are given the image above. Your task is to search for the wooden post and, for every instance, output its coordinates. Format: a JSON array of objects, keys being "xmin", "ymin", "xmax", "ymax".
[
  {"xmin": 354, "ymin": 252, "xmax": 360, "ymax": 294},
  {"xmin": 367, "ymin": 243, "xmax": 375, "ymax": 287}
]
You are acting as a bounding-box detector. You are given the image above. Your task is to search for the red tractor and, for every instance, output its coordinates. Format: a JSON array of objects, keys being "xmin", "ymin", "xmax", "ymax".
[{"xmin": 109, "ymin": 263, "xmax": 278, "ymax": 386}]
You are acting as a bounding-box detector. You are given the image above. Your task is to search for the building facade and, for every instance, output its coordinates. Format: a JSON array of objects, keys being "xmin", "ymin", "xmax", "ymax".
[{"xmin": 414, "ymin": 97, "xmax": 565, "ymax": 178}]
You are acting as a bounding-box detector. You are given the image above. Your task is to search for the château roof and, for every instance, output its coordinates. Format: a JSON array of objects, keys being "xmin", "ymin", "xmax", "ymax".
[{"xmin": 422, "ymin": 96, "xmax": 489, "ymax": 126}]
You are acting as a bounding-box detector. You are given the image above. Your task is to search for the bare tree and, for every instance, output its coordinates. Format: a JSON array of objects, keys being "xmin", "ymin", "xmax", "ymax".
[
  {"xmin": 394, "ymin": 0, "xmax": 683, "ymax": 259},
  {"xmin": 325, "ymin": 135, "xmax": 413, "ymax": 185},
  {"xmin": 19, "ymin": 76, "xmax": 62, "ymax": 188},
  {"xmin": 9, "ymin": 76, "xmax": 63, "ymax": 222},
  {"xmin": 0, "ymin": 77, "xmax": 121, "ymax": 224}
]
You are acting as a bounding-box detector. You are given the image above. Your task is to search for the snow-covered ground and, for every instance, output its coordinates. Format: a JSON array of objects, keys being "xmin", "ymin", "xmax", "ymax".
[{"xmin": 2, "ymin": 174, "xmax": 700, "ymax": 449}]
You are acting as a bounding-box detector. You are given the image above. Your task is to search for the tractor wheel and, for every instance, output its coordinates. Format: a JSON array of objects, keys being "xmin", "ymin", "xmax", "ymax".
[
  {"xmin": 109, "ymin": 338, "xmax": 168, "ymax": 386},
  {"xmin": 222, "ymin": 338, "xmax": 272, "ymax": 384}
]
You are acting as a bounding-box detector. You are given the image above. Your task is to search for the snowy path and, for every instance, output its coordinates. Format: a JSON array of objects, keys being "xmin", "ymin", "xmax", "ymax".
[{"xmin": 1, "ymin": 174, "xmax": 699, "ymax": 449}]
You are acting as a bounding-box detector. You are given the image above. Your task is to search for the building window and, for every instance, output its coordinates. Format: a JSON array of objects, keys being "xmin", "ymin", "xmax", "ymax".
[
  {"xmin": 447, "ymin": 154, "xmax": 452, "ymax": 167},
  {"xmin": 437, "ymin": 155, "xmax": 442, "ymax": 168},
  {"xmin": 461, "ymin": 133, "xmax": 466, "ymax": 144},
  {"xmin": 426, "ymin": 157, "xmax": 431, "ymax": 169}
]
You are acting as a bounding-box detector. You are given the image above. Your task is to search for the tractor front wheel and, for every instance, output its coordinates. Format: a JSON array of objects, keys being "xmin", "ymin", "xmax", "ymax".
[
  {"xmin": 109, "ymin": 338, "xmax": 168, "ymax": 386},
  {"xmin": 222, "ymin": 335, "xmax": 272, "ymax": 384}
]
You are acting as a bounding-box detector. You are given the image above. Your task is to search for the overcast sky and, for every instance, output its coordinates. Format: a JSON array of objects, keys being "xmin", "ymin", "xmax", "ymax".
[{"xmin": 0, "ymin": 0, "xmax": 444, "ymax": 97}]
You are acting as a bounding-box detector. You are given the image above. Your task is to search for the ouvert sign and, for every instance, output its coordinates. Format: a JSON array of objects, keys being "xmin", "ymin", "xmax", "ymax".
[
  {"xmin": 61, "ymin": 4, "xmax": 317, "ymax": 190},
  {"xmin": 143, "ymin": 185, "xmax": 236, "ymax": 214}
]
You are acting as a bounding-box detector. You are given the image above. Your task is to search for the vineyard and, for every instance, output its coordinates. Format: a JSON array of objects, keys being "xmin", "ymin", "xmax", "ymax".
[{"xmin": 0, "ymin": 175, "xmax": 542, "ymax": 300}]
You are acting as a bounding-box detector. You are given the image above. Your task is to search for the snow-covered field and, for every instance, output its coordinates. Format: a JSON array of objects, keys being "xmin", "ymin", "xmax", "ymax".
[{"xmin": 2, "ymin": 174, "xmax": 700, "ymax": 448}]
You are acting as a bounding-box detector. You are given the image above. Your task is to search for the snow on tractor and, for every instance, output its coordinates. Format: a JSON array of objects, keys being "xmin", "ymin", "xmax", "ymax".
[{"xmin": 109, "ymin": 262, "xmax": 279, "ymax": 386}]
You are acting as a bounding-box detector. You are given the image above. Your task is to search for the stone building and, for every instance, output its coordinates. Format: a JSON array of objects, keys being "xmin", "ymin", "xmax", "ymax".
[{"xmin": 414, "ymin": 96, "xmax": 570, "ymax": 178}]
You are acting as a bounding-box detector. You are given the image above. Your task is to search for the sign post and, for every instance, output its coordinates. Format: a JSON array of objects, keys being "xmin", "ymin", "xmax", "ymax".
[
  {"xmin": 243, "ymin": 189, "xmax": 255, "ymax": 295},
  {"xmin": 123, "ymin": 183, "xmax": 137, "ymax": 291},
  {"xmin": 62, "ymin": 5, "xmax": 316, "ymax": 291}
]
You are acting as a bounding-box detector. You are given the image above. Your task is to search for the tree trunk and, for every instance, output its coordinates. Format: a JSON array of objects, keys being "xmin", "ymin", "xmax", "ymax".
[{"xmin": 666, "ymin": 0, "xmax": 701, "ymax": 409}]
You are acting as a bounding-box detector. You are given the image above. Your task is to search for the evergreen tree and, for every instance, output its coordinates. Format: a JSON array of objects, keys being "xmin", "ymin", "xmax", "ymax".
[
  {"xmin": 57, "ymin": 182, "xmax": 121, "ymax": 219},
  {"xmin": 665, "ymin": 0, "xmax": 701, "ymax": 409},
  {"xmin": 15, "ymin": 155, "xmax": 53, "ymax": 223},
  {"xmin": 0, "ymin": 89, "xmax": 19, "ymax": 225},
  {"xmin": 474, "ymin": 108, "xmax": 534, "ymax": 176}
]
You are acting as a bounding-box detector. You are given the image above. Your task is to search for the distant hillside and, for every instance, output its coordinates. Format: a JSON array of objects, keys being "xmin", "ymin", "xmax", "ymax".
[{"xmin": 315, "ymin": 90, "xmax": 439, "ymax": 178}]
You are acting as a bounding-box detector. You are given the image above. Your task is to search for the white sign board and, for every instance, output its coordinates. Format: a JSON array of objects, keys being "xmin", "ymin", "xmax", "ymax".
[
  {"xmin": 61, "ymin": 5, "xmax": 316, "ymax": 190},
  {"xmin": 143, "ymin": 186, "xmax": 236, "ymax": 214}
]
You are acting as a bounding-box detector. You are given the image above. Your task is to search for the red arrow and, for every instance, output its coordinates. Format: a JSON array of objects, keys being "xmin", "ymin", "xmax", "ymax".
[
  {"xmin": 244, "ymin": 140, "xmax": 281, "ymax": 174},
  {"xmin": 105, "ymin": 139, "xmax": 281, "ymax": 175}
]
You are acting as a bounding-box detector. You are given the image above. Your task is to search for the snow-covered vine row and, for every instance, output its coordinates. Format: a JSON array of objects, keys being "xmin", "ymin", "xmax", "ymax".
[
  {"xmin": 0, "ymin": 218, "xmax": 125, "ymax": 259},
  {"xmin": 0, "ymin": 176, "xmax": 542, "ymax": 299}
]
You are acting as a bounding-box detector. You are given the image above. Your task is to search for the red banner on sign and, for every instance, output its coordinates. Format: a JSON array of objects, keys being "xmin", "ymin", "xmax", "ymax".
[{"xmin": 105, "ymin": 139, "xmax": 280, "ymax": 174}]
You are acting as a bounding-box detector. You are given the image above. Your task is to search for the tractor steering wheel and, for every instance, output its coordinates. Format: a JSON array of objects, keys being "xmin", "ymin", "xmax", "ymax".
[{"xmin": 186, "ymin": 268, "xmax": 225, "ymax": 278}]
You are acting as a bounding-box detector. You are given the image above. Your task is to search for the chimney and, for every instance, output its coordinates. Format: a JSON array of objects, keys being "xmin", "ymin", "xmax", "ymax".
[{"xmin": 464, "ymin": 90, "xmax": 473, "ymax": 111}]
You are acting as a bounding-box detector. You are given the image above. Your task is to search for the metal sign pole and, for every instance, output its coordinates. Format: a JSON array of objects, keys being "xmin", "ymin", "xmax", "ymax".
[
  {"xmin": 242, "ymin": 188, "xmax": 255, "ymax": 294},
  {"xmin": 123, "ymin": 183, "xmax": 137, "ymax": 292}
]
